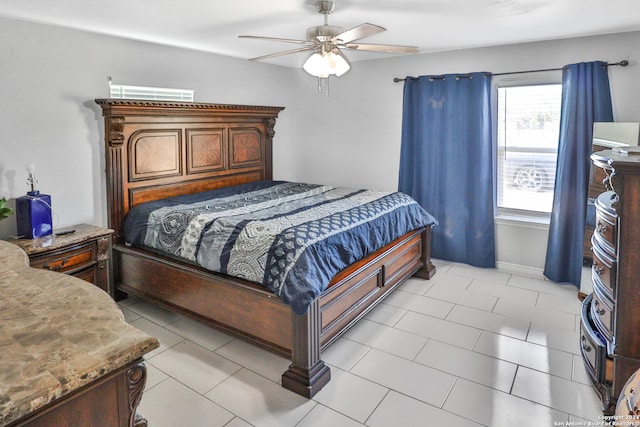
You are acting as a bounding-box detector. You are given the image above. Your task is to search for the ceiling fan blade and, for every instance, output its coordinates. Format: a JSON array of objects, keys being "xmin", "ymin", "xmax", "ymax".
[
  {"xmin": 343, "ymin": 43, "xmax": 418, "ymax": 54},
  {"xmin": 239, "ymin": 35, "xmax": 315, "ymax": 45},
  {"xmin": 248, "ymin": 46, "xmax": 317, "ymax": 61},
  {"xmin": 332, "ymin": 23, "xmax": 386, "ymax": 44}
]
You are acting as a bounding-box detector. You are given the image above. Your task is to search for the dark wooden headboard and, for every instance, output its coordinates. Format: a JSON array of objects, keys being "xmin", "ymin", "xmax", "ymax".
[{"xmin": 95, "ymin": 99, "xmax": 285, "ymax": 244}]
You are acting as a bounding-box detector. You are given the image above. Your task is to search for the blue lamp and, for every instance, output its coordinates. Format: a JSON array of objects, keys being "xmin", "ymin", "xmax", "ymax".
[{"xmin": 16, "ymin": 164, "xmax": 52, "ymax": 239}]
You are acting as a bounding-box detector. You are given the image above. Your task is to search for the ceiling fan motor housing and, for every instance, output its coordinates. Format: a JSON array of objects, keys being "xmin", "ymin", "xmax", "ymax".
[
  {"xmin": 308, "ymin": 0, "xmax": 342, "ymax": 43},
  {"xmin": 316, "ymin": 1, "xmax": 335, "ymax": 15},
  {"xmin": 306, "ymin": 25, "xmax": 344, "ymax": 42}
]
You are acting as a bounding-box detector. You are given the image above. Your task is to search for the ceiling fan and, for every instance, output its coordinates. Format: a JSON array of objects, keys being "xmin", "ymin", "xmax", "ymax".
[{"xmin": 239, "ymin": 0, "xmax": 418, "ymax": 78}]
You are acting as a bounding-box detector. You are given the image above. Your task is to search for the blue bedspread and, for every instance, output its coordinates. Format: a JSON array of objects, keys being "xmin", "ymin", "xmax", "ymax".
[{"xmin": 123, "ymin": 181, "xmax": 436, "ymax": 314}]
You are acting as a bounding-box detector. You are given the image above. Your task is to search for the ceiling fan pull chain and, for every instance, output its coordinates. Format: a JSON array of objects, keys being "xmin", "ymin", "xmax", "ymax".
[{"xmin": 315, "ymin": 77, "xmax": 330, "ymax": 96}]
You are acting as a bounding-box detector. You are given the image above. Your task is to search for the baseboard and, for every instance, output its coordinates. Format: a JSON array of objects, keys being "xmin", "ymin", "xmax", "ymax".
[{"xmin": 496, "ymin": 261, "xmax": 545, "ymax": 279}]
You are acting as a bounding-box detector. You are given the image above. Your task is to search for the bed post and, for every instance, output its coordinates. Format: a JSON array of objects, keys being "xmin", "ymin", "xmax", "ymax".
[
  {"xmin": 264, "ymin": 117, "xmax": 276, "ymax": 180},
  {"xmin": 281, "ymin": 298, "xmax": 331, "ymax": 398},
  {"xmin": 414, "ymin": 226, "xmax": 436, "ymax": 279},
  {"xmin": 105, "ymin": 114, "xmax": 126, "ymax": 245}
]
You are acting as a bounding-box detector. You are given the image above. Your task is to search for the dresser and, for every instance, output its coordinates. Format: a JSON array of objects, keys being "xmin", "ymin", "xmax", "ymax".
[
  {"xmin": 583, "ymin": 144, "xmax": 609, "ymax": 264},
  {"xmin": 6, "ymin": 223, "xmax": 114, "ymax": 297},
  {"xmin": 581, "ymin": 149, "xmax": 640, "ymax": 414},
  {"xmin": 0, "ymin": 240, "xmax": 158, "ymax": 426}
]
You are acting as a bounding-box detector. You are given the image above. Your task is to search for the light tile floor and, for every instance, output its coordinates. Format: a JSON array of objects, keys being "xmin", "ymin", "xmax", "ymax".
[{"xmin": 119, "ymin": 260, "xmax": 603, "ymax": 427}]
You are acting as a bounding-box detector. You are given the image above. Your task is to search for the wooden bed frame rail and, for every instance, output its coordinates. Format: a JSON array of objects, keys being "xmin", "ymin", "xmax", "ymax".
[{"xmin": 96, "ymin": 99, "xmax": 436, "ymax": 397}]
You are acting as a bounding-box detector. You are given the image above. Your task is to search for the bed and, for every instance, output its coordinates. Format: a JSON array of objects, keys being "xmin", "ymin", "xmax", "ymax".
[{"xmin": 96, "ymin": 99, "xmax": 436, "ymax": 397}]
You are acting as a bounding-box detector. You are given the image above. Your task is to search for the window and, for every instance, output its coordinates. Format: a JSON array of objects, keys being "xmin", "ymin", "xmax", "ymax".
[
  {"xmin": 496, "ymin": 84, "xmax": 562, "ymax": 216},
  {"xmin": 109, "ymin": 82, "xmax": 194, "ymax": 102}
]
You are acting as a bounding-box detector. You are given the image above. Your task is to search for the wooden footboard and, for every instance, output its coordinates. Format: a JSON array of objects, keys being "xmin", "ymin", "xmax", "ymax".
[
  {"xmin": 320, "ymin": 227, "xmax": 431, "ymax": 348},
  {"xmin": 115, "ymin": 227, "xmax": 434, "ymax": 397},
  {"xmin": 116, "ymin": 246, "xmax": 293, "ymax": 354},
  {"xmin": 284, "ymin": 227, "xmax": 433, "ymax": 397}
]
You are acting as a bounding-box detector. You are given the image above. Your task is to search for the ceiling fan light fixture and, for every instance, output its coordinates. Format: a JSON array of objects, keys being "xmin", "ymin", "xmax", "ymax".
[
  {"xmin": 241, "ymin": 0, "xmax": 418, "ymax": 81},
  {"xmin": 303, "ymin": 50, "xmax": 350, "ymax": 78}
]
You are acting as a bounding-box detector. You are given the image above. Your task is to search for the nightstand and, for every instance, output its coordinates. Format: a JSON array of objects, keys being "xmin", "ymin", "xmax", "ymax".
[{"xmin": 7, "ymin": 224, "xmax": 114, "ymax": 297}]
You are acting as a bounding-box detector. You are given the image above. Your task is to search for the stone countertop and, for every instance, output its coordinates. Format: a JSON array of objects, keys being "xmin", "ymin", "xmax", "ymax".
[{"xmin": 0, "ymin": 241, "xmax": 159, "ymax": 426}]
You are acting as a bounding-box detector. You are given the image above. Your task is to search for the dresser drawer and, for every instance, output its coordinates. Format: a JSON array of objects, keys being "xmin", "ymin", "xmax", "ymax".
[
  {"xmin": 591, "ymin": 279, "xmax": 615, "ymax": 344},
  {"xmin": 591, "ymin": 238, "xmax": 616, "ymax": 300},
  {"xmin": 589, "ymin": 163, "xmax": 609, "ymax": 199},
  {"xmin": 580, "ymin": 294, "xmax": 611, "ymax": 384},
  {"xmin": 594, "ymin": 191, "xmax": 618, "ymax": 256},
  {"xmin": 29, "ymin": 243, "xmax": 96, "ymax": 274}
]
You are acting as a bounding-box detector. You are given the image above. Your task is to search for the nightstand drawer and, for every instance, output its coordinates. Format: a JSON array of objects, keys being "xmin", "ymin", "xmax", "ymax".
[
  {"xmin": 30, "ymin": 243, "xmax": 96, "ymax": 274},
  {"xmin": 6, "ymin": 224, "xmax": 114, "ymax": 297},
  {"xmin": 72, "ymin": 265, "xmax": 98, "ymax": 284}
]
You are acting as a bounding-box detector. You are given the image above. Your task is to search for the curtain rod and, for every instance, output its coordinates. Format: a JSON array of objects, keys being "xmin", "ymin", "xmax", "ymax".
[{"xmin": 393, "ymin": 60, "xmax": 629, "ymax": 82}]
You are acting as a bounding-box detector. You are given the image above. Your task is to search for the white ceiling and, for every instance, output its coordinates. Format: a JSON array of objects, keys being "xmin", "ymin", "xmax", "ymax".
[{"xmin": 1, "ymin": 0, "xmax": 639, "ymax": 67}]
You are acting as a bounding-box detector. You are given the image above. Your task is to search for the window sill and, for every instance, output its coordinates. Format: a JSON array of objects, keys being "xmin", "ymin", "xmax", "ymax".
[{"xmin": 495, "ymin": 213, "xmax": 550, "ymax": 229}]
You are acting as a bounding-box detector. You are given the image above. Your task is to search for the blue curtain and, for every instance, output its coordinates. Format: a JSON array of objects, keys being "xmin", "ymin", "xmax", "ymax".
[
  {"xmin": 398, "ymin": 73, "xmax": 495, "ymax": 267},
  {"xmin": 544, "ymin": 61, "xmax": 613, "ymax": 286}
]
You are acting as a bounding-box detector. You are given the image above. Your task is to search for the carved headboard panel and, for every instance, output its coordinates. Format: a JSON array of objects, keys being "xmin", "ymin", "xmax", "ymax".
[{"xmin": 95, "ymin": 99, "xmax": 284, "ymax": 244}]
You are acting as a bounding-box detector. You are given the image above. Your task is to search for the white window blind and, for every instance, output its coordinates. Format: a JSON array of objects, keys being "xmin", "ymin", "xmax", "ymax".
[
  {"xmin": 109, "ymin": 83, "xmax": 194, "ymax": 102},
  {"xmin": 496, "ymin": 84, "xmax": 562, "ymax": 215}
]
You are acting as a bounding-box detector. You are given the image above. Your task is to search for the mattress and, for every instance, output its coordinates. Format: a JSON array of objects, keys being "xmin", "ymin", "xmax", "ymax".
[{"xmin": 123, "ymin": 180, "xmax": 436, "ymax": 314}]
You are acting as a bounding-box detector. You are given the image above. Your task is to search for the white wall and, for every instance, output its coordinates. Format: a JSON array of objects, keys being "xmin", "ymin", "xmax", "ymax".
[
  {"xmin": 1, "ymin": 15, "xmax": 639, "ymax": 275},
  {"xmin": 0, "ymin": 17, "xmax": 299, "ymax": 238},
  {"xmin": 293, "ymin": 32, "xmax": 640, "ymax": 188},
  {"xmin": 291, "ymin": 31, "xmax": 640, "ymax": 275}
]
